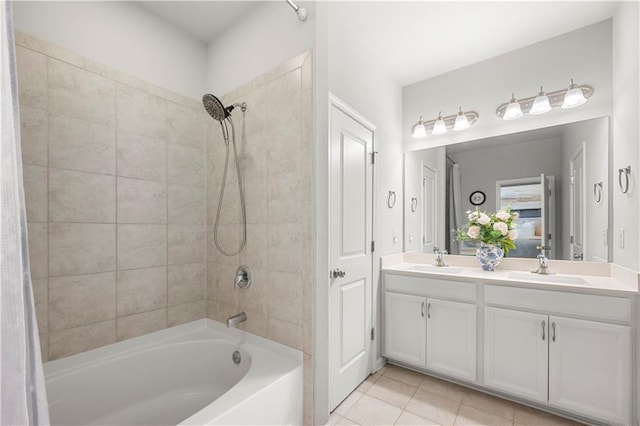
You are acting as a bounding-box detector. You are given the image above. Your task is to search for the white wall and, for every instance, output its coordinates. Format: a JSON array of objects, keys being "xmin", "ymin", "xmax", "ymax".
[
  {"xmin": 403, "ymin": 20, "xmax": 612, "ymax": 152},
  {"xmin": 12, "ymin": 1, "xmax": 207, "ymax": 100},
  {"xmin": 612, "ymin": 2, "xmax": 640, "ymax": 272},
  {"xmin": 205, "ymin": 1, "xmax": 315, "ymax": 96}
]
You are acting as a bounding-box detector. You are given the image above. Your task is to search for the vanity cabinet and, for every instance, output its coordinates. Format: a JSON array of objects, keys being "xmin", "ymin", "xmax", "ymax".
[
  {"xmin": 384, "ymin": 292, "xmax": 426, "ymax": 366},
  {"xmin": 484, "ymin": 306, "xmax": 631, "ymax": 424}
]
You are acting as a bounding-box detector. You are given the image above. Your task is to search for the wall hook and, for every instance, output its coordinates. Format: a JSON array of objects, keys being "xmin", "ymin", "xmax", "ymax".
[
  {"xmin": 618, "ymin": 166, "xmax": 631, "ymax": 194},
  {"xmin": 593, "ymin": 182, "xmax": 603, "ymax": 203},
  {"xmin": 387, "ymin": 191, "xmax": 396, "ymax": 208}
]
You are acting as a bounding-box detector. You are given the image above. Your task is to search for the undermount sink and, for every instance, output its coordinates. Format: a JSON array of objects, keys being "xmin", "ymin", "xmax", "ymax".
[
  {"xmin": 408, "ymin": 264, "xmax": 464, "ymax": 274},
  {"xmin": 507, "ymin": 272, "xmax": 588, "ymax": 285}
]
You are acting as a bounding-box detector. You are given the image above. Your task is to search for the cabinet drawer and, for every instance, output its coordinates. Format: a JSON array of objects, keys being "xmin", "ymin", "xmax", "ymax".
[
  {"xmin": 485, "ymin": 285, "xmax": 631, "ymax": 323},
  {"xmin": 384, "ymin": 273, "xmax": 476, "ymax": 302}
]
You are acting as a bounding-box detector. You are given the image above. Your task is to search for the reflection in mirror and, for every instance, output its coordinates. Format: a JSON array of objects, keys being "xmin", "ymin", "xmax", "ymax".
[{"xmin": 404, "ymin": 117, "xmax": 610, "ymax": 262}]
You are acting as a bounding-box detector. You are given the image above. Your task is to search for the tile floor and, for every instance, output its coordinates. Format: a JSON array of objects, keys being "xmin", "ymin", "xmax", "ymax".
[{"xmin": 329, "ymin": 364, "xmax": 585, "ymax": 426}]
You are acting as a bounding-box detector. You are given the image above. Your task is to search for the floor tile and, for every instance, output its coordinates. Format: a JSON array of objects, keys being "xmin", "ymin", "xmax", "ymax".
[
  {"xmin": 395, "ymin": 410, "xmax": 442, "ymax": 425},
  {"xmin": 454, "ymin": 405, "xmax": 513, "ymax": 426},
  {"xmin": 367, "ymin": 376, "xmax": 418, "ymax": 409},
  {"xmin": 344, "ymin": 394, "xmax": 403, "ymax": 426},
  {"xmin": 405, "ymin": 388, "xmax": 461, "ymax": 426},
  {"xmin": 383, "ymin": 364, "xmax": 425, "ymax": 387},
  {"xmin": 334, "ymin": 390, "xmax": 364, "ymax": 416},
  {"xmin": 513, "ymin": 405, "xmax": 583, "ymax": 426},
  {"xmin": 420, "ymin": 375, "xmax": 467, "ymax": 403},
  {"xmin": 357, "ymin": 374, "xmax": 380, "ymax": 393},
  {"xmin": 462, "ymin": 389, "xmax": 515, "ymax": 420}
]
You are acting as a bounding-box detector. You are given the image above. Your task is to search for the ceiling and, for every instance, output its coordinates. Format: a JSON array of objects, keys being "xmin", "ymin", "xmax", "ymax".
[{"xmin": 138, "ymin": 1, "xmax": 618, "ymax": 86}]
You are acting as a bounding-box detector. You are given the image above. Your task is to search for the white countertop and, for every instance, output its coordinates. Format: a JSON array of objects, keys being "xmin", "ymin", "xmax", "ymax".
[{"xmin": 382, "ymin": 258, "xmax": 639, "ymax": 295}]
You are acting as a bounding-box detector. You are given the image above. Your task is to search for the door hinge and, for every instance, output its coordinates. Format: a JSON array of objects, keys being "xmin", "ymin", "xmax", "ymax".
[
  {"xmin": 371, "ymin": 151, "xmax": 378, "ymax": 164},
  {"xmin": 570, "ymin": 235, "xmax": 574, "ymax": 244},
  {"xmin": 570, "ymin": 174, "xmax": 574, "ymax": 185},
  {"xmin": 371, "ymin": 241, "xmax": 375, "ymax": 252},
  {"xmin": 371, "ymin": 328, "xmax": 375, "ymax": 340}
]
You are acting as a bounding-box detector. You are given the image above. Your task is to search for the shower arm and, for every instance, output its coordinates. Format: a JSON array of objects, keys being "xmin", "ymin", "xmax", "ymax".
[{"xmin": 285, "ymin": 0, "xmax": 308, "ymax": 21}]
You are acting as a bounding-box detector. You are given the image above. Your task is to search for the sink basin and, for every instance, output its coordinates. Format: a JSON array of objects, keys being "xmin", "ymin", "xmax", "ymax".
[
  {"xmin": 408, "ymin": 264, "xmax": 464, "ymax": 274},
  {"xmin": 507, "ymin": 272, "xmax": 588, "ymax": 285}
]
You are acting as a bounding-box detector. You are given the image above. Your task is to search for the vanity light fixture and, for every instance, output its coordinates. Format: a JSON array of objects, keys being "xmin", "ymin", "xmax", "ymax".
[
  {"xmin": 411, "ymin": 108, "xmax": 479, "ymax": 138},
  {"xmin": 496, "ymin": 79, "xmax": 594, "ymax": 120}
]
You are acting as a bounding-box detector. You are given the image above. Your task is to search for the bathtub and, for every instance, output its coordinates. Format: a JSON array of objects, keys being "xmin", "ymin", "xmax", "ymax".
[{"xmin": 44, "ymin": 319, "xmax": 303, "ymax": 425}]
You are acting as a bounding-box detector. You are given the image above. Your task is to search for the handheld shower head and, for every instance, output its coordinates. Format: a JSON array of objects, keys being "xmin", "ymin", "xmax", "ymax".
[{"xmin": 202, "ymin": 93, "xmax": 228, "ymax": 122}]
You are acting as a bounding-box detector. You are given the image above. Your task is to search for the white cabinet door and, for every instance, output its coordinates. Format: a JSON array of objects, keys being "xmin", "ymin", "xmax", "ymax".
[
  {"xmin": 384, "ymin": 292, "xmax": 426, "ymax": 367},
  {"xmin": 484, "ymin": 307, "xmax": 548, "ymax": 403},
  {"xmin": 426, "ymin": 298, "xmax": 476, "ymax": 382},
  {"xmin": 549, "ymin": 316, "xmax": 630, "ymax": 424}
]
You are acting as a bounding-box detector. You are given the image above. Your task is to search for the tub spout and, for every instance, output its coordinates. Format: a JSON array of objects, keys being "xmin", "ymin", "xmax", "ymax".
[{"xmin": 226, "ymin": 312, "xmax": 247, "ymax": 328}]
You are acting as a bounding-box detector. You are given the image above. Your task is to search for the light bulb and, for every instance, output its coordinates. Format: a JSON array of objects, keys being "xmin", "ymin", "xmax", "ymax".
[
  {"xmin": 453, "ymin": 107, "xmax": 470, "ymax": 131},
  {"xmin": 562, "ymin": 79, "xmax": 587, "ymax": 109},
  {"xmin": 432, "ymin": 112, "xmax": 447, "ymax": 135},
  {"xmin": 411, "ymin": 116, "xmax": 427, "ymax": 138},
  {"xmin": 530, "ymin": 86, "xmax": 552, "ymax": 115},
  {"xmin": 503, "ymin": 93, "xmax": 523, "ymax": 120}
]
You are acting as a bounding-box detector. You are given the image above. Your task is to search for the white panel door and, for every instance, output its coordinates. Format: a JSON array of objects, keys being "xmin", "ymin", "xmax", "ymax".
[
  {"xmin": 484, "ymin": 307, "xmax": 548, "ymax": 403},
  {"xmin": 549, "ymin": 316, "xmax": 630, "ymax": 424},
  {"xmin": 426, "ymin": 298, "xmax": 476, "ymax": 382},
  {"xmin": 383, "ymin": 292, "xmax": 427, "ymax": 367},
  {"xmin": 329, "ymin": 102, "xmax": 373, "ymax": 410},
  {"xmin": 422, "ymin": 165, "xmax": 437, "ymax": 253},
  {"xmin": 569, "ymin": 143, "xmax": 586, "ymax": 261}
]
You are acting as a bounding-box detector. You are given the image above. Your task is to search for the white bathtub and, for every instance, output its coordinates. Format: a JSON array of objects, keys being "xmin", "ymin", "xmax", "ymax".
[{"xmin": 44, "ymin": 319, "xmax": 303, "ymax": 425}]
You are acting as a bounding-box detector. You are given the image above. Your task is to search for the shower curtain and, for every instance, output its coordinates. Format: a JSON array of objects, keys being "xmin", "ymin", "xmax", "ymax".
[{"xmin": 0, "ymin": 1, "xmax": 50, "ymax": 424}]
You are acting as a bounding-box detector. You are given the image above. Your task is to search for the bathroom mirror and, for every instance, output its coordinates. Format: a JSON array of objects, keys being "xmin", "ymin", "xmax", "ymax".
[{"xmin": 404, "ymin": 117, "xmax": 610, "ymax": 262}]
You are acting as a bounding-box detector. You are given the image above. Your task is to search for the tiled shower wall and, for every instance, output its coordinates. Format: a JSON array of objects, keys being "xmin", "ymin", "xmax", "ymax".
[
  {"xmin": 205, "ymin": 52, "xmax": 314, "ymax": 423},
  {"xmin": 17, "ymin": 32, "xmax": 208, "ymax": 361}
]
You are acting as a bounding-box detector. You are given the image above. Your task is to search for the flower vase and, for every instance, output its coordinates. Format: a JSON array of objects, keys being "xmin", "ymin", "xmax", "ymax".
[{"xmin": 476, "ymin": 243, "xmax": 504, "ymax": 271}]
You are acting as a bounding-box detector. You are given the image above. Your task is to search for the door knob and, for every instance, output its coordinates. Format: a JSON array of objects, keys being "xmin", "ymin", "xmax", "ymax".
[
  {"xmin": 573, "ymin": 253, "xmax": 583, "ymax": 260},
  {"xmin": 331, "ymin": 268, "xmax": 346, "ymax": 279}
]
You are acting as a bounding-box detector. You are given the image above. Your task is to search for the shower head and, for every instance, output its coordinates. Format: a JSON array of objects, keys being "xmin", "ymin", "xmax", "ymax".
[{"xmin": 202, "ymin": 94, "xmax": 229, "ymax": 122}]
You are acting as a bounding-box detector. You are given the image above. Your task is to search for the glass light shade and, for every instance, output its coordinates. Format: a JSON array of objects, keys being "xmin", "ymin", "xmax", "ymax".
[
  {"xmin": 453, "ymin": 110, "xmax": 470, "ymax": 131},
  {"xmin": 412, "ymin": 121, "xmax": 427, "ymax": 138},
  {"xmin": 530, "ymin": 89, "xmax": 552, "ymax": 115},
  {"xmin": 432, "ymin": 113, "xmax": 447, "ymax": 135},
  {"xmin": 503, "ymin": 95, "xmax": 523, "ymax": 120},
  {"xmin": 562, "ymin": 83, "xmax": 587, "ymax": 109}
]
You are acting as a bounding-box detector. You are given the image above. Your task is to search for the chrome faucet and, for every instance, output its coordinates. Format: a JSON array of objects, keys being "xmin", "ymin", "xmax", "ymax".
[
  {"xmin": 433, "ymin": 247, "xmax": 448, "ymax": 267},
  {"xmin": 532, "ymin": 245, "xmax": 553, "ymax": 275},
  {"xmin": 226, "ymin": 312, "xmax": 247, "ymax": 328}
]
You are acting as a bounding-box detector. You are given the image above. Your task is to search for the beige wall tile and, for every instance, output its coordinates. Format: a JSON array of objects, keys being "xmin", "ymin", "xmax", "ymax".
[
  {"xmin": 49, "ymin": 168, "xmax": 115, "ymax": 223},
  {"xmin": 206, "ymin": 263, "xmax": 218, "ymax": 301},
  {"xmin": 19, "ymin": 105, "xmax": 48, "ymax": 166},
  {"xmin": 27, "ymin": 222, "xmax": 48, "ymax": 278},
  {"xmin": 49, "ymin": 223, "xmax": 115, "ymax": 276},
  {"xmin": 117, "ymin": 267, "xmax": 167, "ymax": 316},
  {"xmin": 32, "ymin": 278, "xmax": 48, "ymax": 334},
  {"xmin": 266, "ymin": 68, "xmax": 301, "ymax": 127},
  {"xmin": 49, "ymin": 320, "xmax": 116, "ymax": 360},
  {"xmin": 167, "ymin": 101, "xmax": 206, "ymax": 148},
  {"xmin": 23, "ymin": 165, "xmax": 47, "ymax": 222},
  {"xmin": 268, "ymin": 271, "xmax": 303, "ymax": 324},
  {"xmin": 117, "ymin": 224, "xmax": 167, "ymax": 270},
  {"xmin": 39, "ymin": 333, "xmax": 48, "ymax": 363},
  {"xmin": 168, "ymin": 225, "xmax": 205, "ymax": 265},
  {"xmin": 49, "ymin": 272, "xmax": 116, "ymax": 331},
  {"xmin": 240, "ymin": 85, "xmax": 267, "ymax": 137},
  {"xmin": 267, "ymin": 120, "xmax": 302, "ymax": 176},
  {"xmin": 117, "ymin": 178, "xmax": 167, "ymax": 224},
  {"xmin": 268, "ymin": 223, "xmax": 303, "ymax": 273},
  {"xmin": 116, "ymin": 83, "xmax": 166, "ymax": 139},
  {"xmin": 168, "ymin": 144, "xmax": 205, "ymax": 187},
  {"xmin": 48, "ymin": 59, "xmax": 115, "ymax": 126},
  {"xmin": 168, "ymin": 301, "xmax": 206, "ymax": 327},
  {"xmin": 168, "ymin": 263, "xmax": 206, "ymax": 306},
  {"xmin": 267, "ymin": 172, "xmax": 302, "ymax": 223},
  {"xmin": 168, "ymin": 185, "xmax": 205, "ymax": 224},
  {"xmin": 16, "ymin": 46, "xmax": 47, "ymax": 109},
  {"xmin": 117, "ymin": 309, "xmax": 167, "ymax": 341},
  {"xmin": 213, "ymin": 263, "xmax": 238, "ymax": 306},
  {"xmin": 301, "ymin": 55, "xmax": 312, "ymax": 91},
  {"xmin": 236, "ymin": 267, "xmax": 269, "ymax": 315},
  {"xmin": 49, "ymin": 114, "xmax": 116, "ymax": 174},
  {"xmin": 116, "ymin": 130, "xmax": 166, "ymax": 182},
  {"xmin": 243, "ymin": 224, "xmax": 268, "ymax": 270},
  {"xmin": 267, "ymin": 317, "xmax": 302, "ymax": 350},
  {"xmin": 244, "ymin": 178, "xmax": 267, "ymax": 225}
]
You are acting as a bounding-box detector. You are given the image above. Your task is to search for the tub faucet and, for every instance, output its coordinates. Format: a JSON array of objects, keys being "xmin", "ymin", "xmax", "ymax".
[
  {"xmin": 226, "ymin": 312, "xmax": 247, "ymax": 328},
  {"xmin": 433, "ymin": 247, "xmax": 448, "ymax": 267},
  {"xmin": 532, "ymin": 245, "xmax": 553, "ymax": 275}
]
